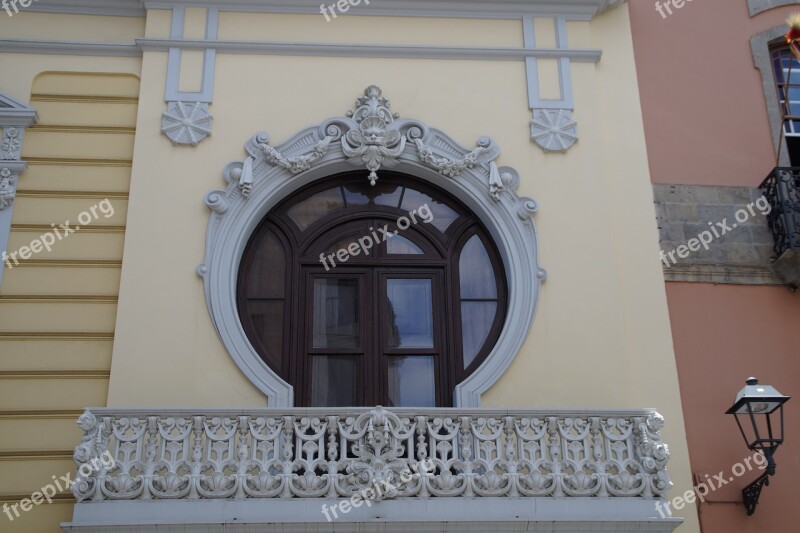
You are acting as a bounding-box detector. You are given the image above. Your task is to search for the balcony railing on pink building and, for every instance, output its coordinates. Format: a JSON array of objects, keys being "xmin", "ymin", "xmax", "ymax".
[{"xmin": 70, "ymin": 406, "xmax": 672, "ymax": 503}]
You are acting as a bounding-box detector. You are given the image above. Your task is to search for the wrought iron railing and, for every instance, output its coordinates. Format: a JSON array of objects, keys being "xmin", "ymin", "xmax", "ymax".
[
  {"xmin": 761, "ymin": 167, "xmax": 800, "ymax": 256},
  {"xmin": 70, "ymin": 406, "xmax": 672, "ymax": 503}
]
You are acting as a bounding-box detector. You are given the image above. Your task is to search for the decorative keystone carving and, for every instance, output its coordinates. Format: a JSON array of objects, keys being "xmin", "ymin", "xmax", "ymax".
[
  {"xmin": 234, "ymin": 86, "xmax": 501, "ymax": 189},
  {"xmin": 342, "ymin": 85, "xmax": 406, "ymax": 185},
  {"xmin": 162, "ymin": 101, "xmax": 213, "ymax": 146}
]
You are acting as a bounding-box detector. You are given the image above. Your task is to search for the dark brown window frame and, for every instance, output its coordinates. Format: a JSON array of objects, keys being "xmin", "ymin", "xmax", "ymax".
[{"xmin": 237, "ymin": 171, "xmax": 507, "ymax": 407}]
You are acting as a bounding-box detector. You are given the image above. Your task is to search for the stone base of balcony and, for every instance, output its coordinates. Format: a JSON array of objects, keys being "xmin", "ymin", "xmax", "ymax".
[
  {"xmin": 62, "ymin": 498, "xmax": 683, "ymax": 532},
  {"xmin": 772, "ymin": 248, "xmax": 800, "ymax": 286}
]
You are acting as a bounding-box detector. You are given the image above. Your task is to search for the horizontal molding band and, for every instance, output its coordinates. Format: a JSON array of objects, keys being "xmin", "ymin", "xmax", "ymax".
[
  {"xmin": 0, "ymin": 332, "xmax": 114, "ymax": 340},
  {"xmin": 662, "ymin": 264, "xmax": 781, "ymax": 285},
  {"xmin": 29, "ymin": 125, "xmax": 136, "ymax": 134},
  {"xmin": 0, "ymin": 450, "xmax": 73, "ymax": 460},
  {"xmin": 0, "ymin": 409, "xmax": 84, "ymax": 419},
  {"xmin": 0, "ymin": 370, "xmax": 111, "ymax": 379},
  {"xmin": 30, "ymin": 93, "xmax": 139, "ymax": 104},
  {"xmin": 0, "ymin": 295, "xmax": 119, "ymax": 303},
  {"xmin": 28, "ymin": 0, "xmax": 621, "ymax": 20},
  {"xmin": 0, "ymin": 492, "xmax": 74, "ymax": 503},
  {"xmin": 14, "ymin": 190, "xmax": 129, "ymax": 199},
  {"xmin": 138, "ymin": 38, "xmax": 604, "ymax": 62},
  {"xmin": 0, "ymin": 39, "xmax": 140, "ymax": 57},
  {"xmin": 11, "ymin": 224, "xmax": 126, "ymax": 234},
  {"xmin": 25, "ymin": 157, "xmax": 132, "ymax": 167},
  {"xmin": 2, "ymin": 259, "xmax": 122, "ymax": 268},
  {"xmin": 0, "ymin": 38, "xmax": 603, "ymax": 63}
]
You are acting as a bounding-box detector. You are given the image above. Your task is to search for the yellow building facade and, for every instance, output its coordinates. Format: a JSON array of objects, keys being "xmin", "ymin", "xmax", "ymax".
[{"xmin": 0, "ymin": 1, "xmax": 700, "ymax": 531}]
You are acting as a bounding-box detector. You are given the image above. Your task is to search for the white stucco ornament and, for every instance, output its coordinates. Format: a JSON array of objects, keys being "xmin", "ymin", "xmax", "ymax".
[
  {"xmin": 199, "ymin": 86, "xmax": 546, "ymax": 407},
  {"xmin": 530, "ymin": 109, "xmax": 578, "ymax": 152},
  {"xmin": 161, "ymin": 101, "xmax": 212, "ymax": 146},
  {"xmin": 0, "ymin": 168, "xmax": 15, "ymax": 210}
]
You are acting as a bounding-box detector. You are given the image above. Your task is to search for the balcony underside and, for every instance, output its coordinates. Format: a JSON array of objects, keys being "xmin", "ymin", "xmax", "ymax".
[{"xmin": 62, "ymin": 498, "xmax": 682, "ymax": 532}]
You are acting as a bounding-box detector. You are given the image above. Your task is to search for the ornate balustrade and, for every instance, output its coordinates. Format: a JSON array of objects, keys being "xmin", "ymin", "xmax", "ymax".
[
  {"xmin": 71, "ymin": 406, "xmax": 672, "ymax": 503},
  {"xmin": 761, "ymin": 167, "xmax": 800, "ymax": 286},
  {"xmin": 761, "ymin": 167, "xmax": 800, "ymax": 257}
]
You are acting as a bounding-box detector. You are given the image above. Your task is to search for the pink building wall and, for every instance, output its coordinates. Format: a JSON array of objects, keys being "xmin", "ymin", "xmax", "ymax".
[
  {"xmin": 630, "ymin": 0, "xmax": 796, "ymax": 187},
  {"xmin": 630, "ymin": 1, "xmax": 800, "ymax": 531},
  {"xmin": 666, "ymin": 283, "xmax": 799, "ymax": 531}
]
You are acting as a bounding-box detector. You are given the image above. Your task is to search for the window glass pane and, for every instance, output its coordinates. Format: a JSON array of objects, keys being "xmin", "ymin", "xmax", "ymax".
[
  {"xmin": 313, "ymin": 279, "xmax": 359, "ymax": 349},
  {"xmin": 387, "ymin": 356, "xmax": 436, "ymax": 407},
  {"xmin": 287, "ymin": 187, "xmax": 345, "ymax": 230},
  {"xmin": 461, "ymin": 301, "xmax": 497, "ymax": 368},
  {"xmin": 400, "ymin": 188, "xmax": 459, "ymax": 233},
  {"xmin": 311, "ymin": 356, "xmax": 358, "ymax": 406},
  {"xmin": 342, "ymin": 182, "xmax": 403, "ymax": 207},
  {"xmin": 244, "ymin": 230, "xmax": 285, "ymax": 298},
  {"xmin": 245, "ymin": 300, "xmax": 284, "ymax": 364},
  {"xmin": 324, "ymin": 233, "xmax": 365, "ymax": 257},
  {"xmin": 386, "ymin": 235, "xmax": 423, "ymax": 255},
  {"xmin": 386, "ymin": 279, "xmax": 433, "ymax": 348},
  {"xmin": 459, "ymin": 235, "xmax": 498, "ymax": 299}
]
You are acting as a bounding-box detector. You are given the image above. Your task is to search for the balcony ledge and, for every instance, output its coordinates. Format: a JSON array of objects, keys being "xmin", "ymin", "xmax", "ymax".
[{"xmin": 62, "ymin": 498, "xmax": 682, "ymax": 532}]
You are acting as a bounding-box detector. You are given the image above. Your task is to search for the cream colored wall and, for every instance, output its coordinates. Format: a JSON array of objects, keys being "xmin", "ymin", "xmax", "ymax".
[
  {"xmin": 0, "ymin": 14, "xmax": 142, "ymax": 527},
  {"xmin": 0, "ymin": 5, "xmax": 698, "ymax": 532}
]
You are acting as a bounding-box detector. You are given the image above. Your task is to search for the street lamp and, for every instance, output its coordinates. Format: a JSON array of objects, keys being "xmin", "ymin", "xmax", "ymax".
[{"xmin": 726, "ymin": 377, "xmax": 791, "ymax": 516}]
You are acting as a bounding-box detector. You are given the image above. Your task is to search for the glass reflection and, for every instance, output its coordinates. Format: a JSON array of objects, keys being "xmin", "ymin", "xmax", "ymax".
[
  {"xmin": 459, "ymin": 235, "xmax": 497, "ymax": 299},
  {"xmin": 287, "ymin": 187, "xmax": 345, "ymax": 230},
  {"xmin": 386, "ymin": 235, "xmax": 423, "ymax": 255},
  {"xmin": 461, "ymin": 301, "xmax": 496, "ymax": 368},
  {"xmin": 400, "ymin": 188, "xmax": 459, "ymax": 233},
  {"xmin": 311, "ymin": 356, "xmax": 358, "ymax": 406},
  {"xmin": 387, "ymin": 356, "xmax": 436, "ymax": 407},
  {"xmin": 313, "ymin": 279, "xmax": 359, "ymax": 349},
  {"xmin": 386, "ymin": 279, "xmax": 433, "ymax": 348}
]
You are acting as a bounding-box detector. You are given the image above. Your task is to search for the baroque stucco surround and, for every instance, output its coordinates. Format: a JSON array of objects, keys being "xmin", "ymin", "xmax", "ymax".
[{"xmin": 199, "ymin": 86, "xmax": 546, "ymax": 407}]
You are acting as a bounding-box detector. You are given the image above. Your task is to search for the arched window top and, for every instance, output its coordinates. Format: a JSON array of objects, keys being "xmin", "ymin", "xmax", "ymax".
[{"xmin": 278, "ymin": 175, "xmax": 464, "ymax": 238}]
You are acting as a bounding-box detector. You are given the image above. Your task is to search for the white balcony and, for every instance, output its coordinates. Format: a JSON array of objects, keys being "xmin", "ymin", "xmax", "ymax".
[{"xmin": 63, "ymin": 406, "xmax": 683, "ymax": 532}]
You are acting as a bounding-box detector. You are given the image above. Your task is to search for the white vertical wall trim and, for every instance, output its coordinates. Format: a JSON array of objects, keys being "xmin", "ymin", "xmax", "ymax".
[
  {"xmin": 162, "ymin": 6, "xmax": 216, "ymax": 145},
  {"xmin": 0, "ymin": 92, "xmax": 38, "ymax": 290},
  {"xmin": 525, "ymin": 16, "xmax": 579, "ymax": 152}
]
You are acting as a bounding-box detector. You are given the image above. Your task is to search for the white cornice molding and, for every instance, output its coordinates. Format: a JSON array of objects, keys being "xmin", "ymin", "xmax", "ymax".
[
  {"xmin": 0, "ymin": 38, "xmax": 603, "ymax": 62},
  {"xmin": 29, "ymin": 0, "xmax": 626, "ymax": 20},
  {"xmin": 25, "ymin": 0, "xmax": 145, "ymax": 17},
  {"xmin": 0, "ymin": 39, "xmax": 141, "ymax": 57},
  {"xmin": 139, "ymin": 38, "xmax": 603, "ymax": 61},
  {"xmin": 0, "ymin": 93, "xmax": 39, "ymax": 127}
]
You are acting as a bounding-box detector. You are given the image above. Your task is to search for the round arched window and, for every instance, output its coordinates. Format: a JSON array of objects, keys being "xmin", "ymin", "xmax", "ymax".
[{"xmin": 237, "ymin": 172, "xmax": 507, "ymax": 407}]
